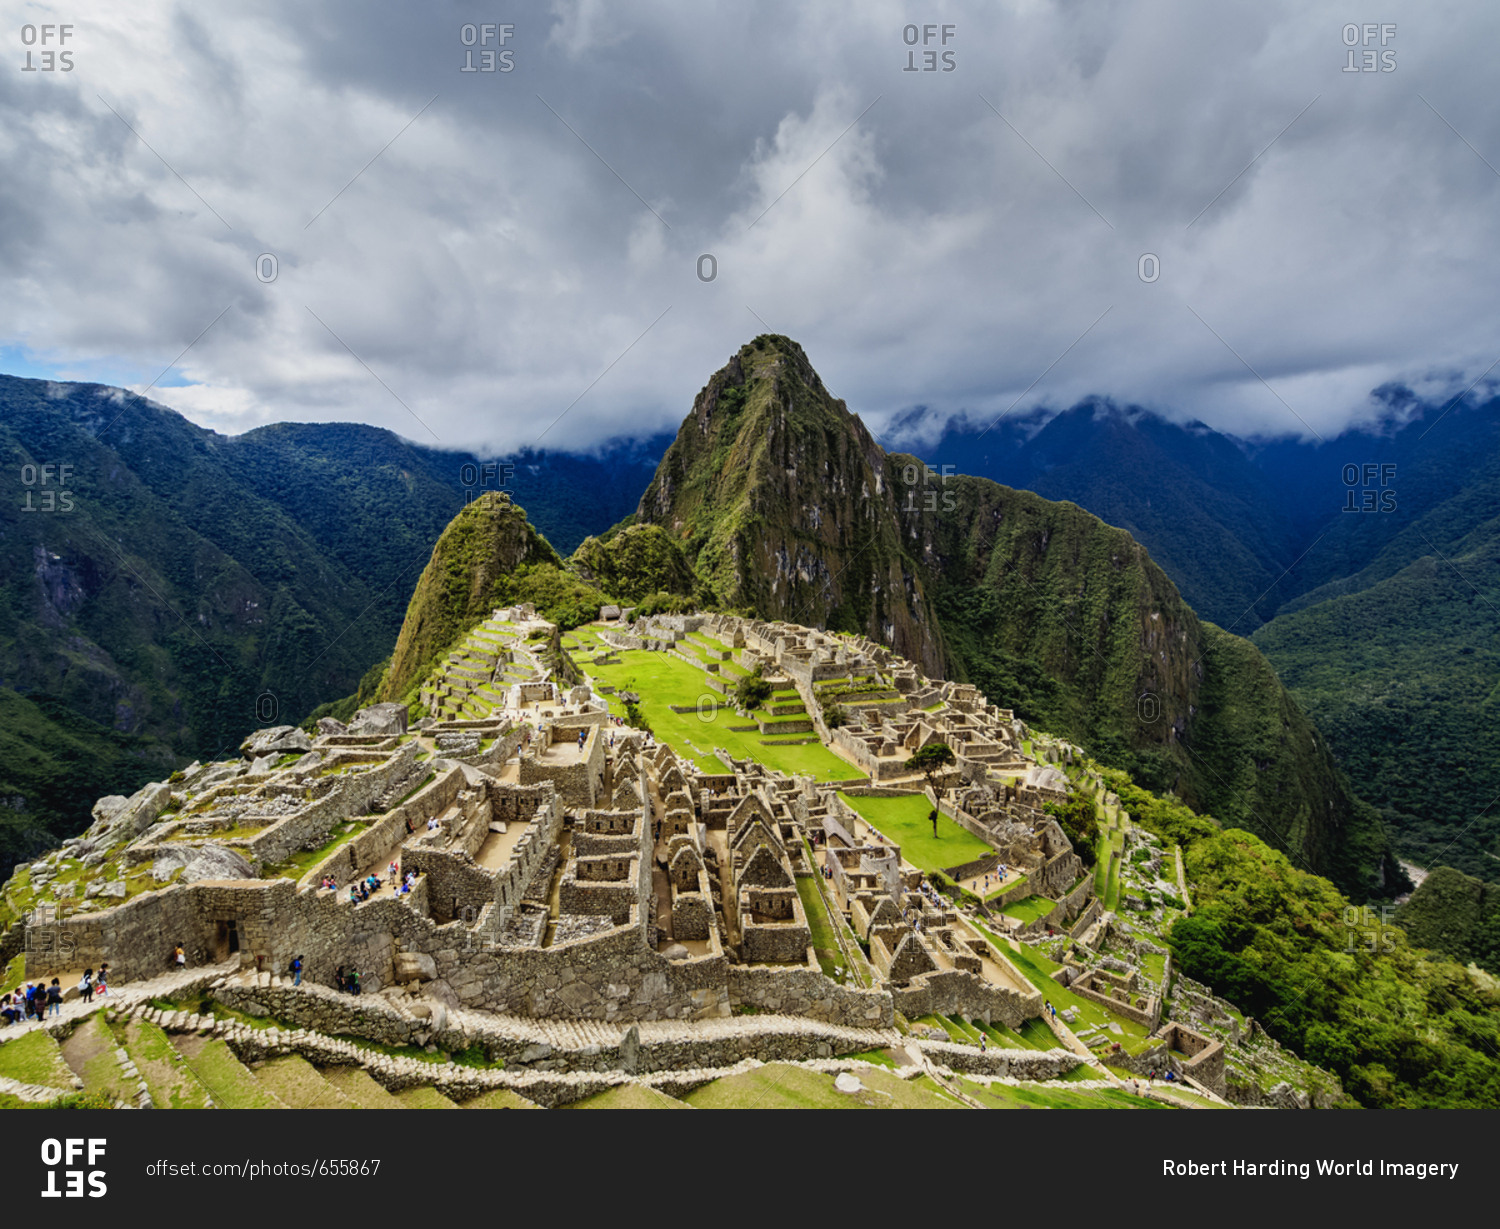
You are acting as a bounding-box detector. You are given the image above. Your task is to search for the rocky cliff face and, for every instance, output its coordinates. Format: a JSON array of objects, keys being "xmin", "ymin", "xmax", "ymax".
[
  {"xmin": 636, "ymin": 337, "xmax": 949, "ymax": 676},
  {"xmin": 635, "ymin": 336, "xmax": 1393, "ymax": 893}
]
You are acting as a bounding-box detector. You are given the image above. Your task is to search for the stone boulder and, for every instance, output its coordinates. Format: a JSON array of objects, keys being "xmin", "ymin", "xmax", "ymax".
[
  {"xmin": 393, "ymin": 951, "xmax": 438, "ymax": 982},
  {"xmin": 348, "ymin": 702, "xmax": 409, "ymax": 737},
  {"xmin": 241, "ymin": 725, "xmax": 313, "ymax": 757},
  {"xmin": 90, "ymin": 796, "xmax": 130, "ymax": 830},
  {"xmin": 102, "ymin": 781, "xmax": 174, "ymax": 836},
  {"xmin": 316, "ymin": 717, "xmax": 348, "ymax": 737},
  {"xmin": 150, "ymin": 844, "xmax": 255, "ymax": 884},
  {"xmin": 198, "ymin": 760, "xmax": 246, "ymax": 789}
]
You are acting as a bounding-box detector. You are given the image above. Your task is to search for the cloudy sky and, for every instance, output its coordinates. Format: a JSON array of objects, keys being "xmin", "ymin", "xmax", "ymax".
[{"xmin": 4, "ymin": 0, "xmax": 1499, "ymax": 453}]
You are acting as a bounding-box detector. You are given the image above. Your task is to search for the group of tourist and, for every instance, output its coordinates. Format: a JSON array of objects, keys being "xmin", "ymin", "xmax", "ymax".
[
  {"xmin": 349, "ymin": 873, "xmax": 384, "ymax": 903},
  {"xmin": 1, "ymin": 978, "xmax": 61, "ymax": 1023},
  {"xmin": 979, "ymin": 864, "xmax": 1009, "ymax": 894},
  {"xmin": 0, "ymin": 964, "xmax": 111, "ymax": 1025},
  {"xmin": 333, "ymin": 966, "xmax": 362, "ymax": 995}
]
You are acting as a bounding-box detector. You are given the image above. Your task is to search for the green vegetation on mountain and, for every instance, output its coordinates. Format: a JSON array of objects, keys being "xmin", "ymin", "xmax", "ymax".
[
  {"xmin": 907, "ymin": 393, "xmax": 1500, "ymax": 914},
  {"xmin": 0, "ymin": 690, "xmax": 172, "ymax": 868},
  {"xmin": 633, "ymin": 337, "xmax": 1393, "ymax": 895},
  {"xmin": 635, "ymin": 336, "xmax": 948, "ymax": 675},
  {"xmin": 380, "ymin": 493, "xmax": 600, "ymax": 702},
  {"xmin": 1098, "ymin": 767, "xmax": 1500, "ymax": 1108},
  {"xmin": 1395, "ymin": 865, "xmax": 1500, "ymax": 974},
  {"xmin": 569, "ymin": 524, "xmax": 698, "ymax": 604},
  {"xmin": 1252, "ymin": 516, "xmax": 1500, "ymax": 881}
]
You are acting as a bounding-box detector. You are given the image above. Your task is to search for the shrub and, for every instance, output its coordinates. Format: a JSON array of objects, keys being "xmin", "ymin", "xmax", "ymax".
[{"xmin": 736, "ymin": 668, "xmax": 772, "ymax": 711}]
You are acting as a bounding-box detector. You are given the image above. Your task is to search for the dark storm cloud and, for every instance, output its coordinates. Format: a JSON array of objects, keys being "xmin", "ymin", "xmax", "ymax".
[{"xmin": 3, "ymin": 0, "xmax": 1499, "ymax": 449}]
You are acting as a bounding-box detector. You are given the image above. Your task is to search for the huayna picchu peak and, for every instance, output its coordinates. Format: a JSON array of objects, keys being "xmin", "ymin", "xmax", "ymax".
[{"xmin": 634, "ymin": 337, "xmax": 1394, "ymax": 896}]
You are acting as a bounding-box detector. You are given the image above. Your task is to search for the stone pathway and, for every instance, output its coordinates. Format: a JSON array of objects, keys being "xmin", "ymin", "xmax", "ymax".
[{"xmin": 0, "ymin": 961, "xmax": 240, "ymax": 1044}]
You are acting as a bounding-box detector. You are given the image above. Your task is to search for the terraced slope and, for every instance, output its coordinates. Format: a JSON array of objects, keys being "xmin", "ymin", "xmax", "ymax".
[
  {"xmin": 249, "ymin": 1054, "xmax": 356, "ymax": 1109},
  {"xmin": 171, "ymin": 1035, "xmax": 286, "ymax": 1109}
]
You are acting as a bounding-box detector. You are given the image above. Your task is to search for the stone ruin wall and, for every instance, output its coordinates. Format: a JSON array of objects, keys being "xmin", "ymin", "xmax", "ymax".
[{"xmin": 890, "ymin": 968, "xmax": 1041, "ymax": 1031}]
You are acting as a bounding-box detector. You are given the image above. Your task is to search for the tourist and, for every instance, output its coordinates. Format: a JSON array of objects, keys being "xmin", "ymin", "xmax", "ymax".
[
  {"xmin": 349, "ymin": 885, "xmax": 360, "ymax": 904},
  {"xmin": 174, "ymin": 944, "xmax": 186, "ymax": 970},
  {"xmin": 290, "ymin": 955, "xmax": 303, "ymax": 986},
  {"xmin": 389, "ymin": 860, "xmax": 399, "ymax": 879},
  {"xmin": 23, "ymin": 983, "xmax": 37, "ymax": 1019},
  {"xmin": 0, "ymin": 995, "xmax": 17, "ymax": 1026},
  {"xmin": 335, "ymin": 965, "xmax": 347, "ymax": 993},
  {"xmin": 979, "ymin": 1033, "xmax": 987, "ymax": 1054},
  {"xmin": 97, "ymin": 964, "xmax": 110, "ymax": 997},
  {"xmin": 348, "ymin": 970, "xmax": 362, "ymax": 996},
  {"xmin": 46, "ymin": 978, "xmax": 62, "ymax": 1017}
]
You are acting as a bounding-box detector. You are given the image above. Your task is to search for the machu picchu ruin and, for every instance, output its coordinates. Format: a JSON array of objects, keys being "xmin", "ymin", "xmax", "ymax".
[{"xmin": 0, "ymin": 599, "xmax": 1346, "ymax": 1111}]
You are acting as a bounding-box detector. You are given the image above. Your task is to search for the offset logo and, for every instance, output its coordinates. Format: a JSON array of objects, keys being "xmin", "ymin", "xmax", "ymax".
[
  {"xmin": 40, "ymin": 1139, "xmax": 106, "ymax": 1198},
  {"xmin": 20, "ymin": 24, "xmax": 74, "ymax": 72},
  {"xmin": 901, "ymin": 23, "xmax": 956, "ymax": 72},
  {"xmin": 19, "ymin": 463, "xmax": 75, "ymax": 513},
  {"xmin": 1341, "ymin": 462, "xmax": 1396, "ymax": 512},
  {"xmin": 459, "ymin": 23, "xmax": 515, "ymax": 72}
]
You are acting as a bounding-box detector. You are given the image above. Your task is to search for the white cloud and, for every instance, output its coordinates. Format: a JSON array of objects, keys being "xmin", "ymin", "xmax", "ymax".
[{"xmin": 2, "ymin": 0, "xmax": 1499, "ymax": 450}]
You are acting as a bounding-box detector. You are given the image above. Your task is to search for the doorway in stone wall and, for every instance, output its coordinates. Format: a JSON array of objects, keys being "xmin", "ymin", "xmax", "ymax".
[{"xmin": 214, "ymin": 919, "xmax": 240, "ymax": 961}]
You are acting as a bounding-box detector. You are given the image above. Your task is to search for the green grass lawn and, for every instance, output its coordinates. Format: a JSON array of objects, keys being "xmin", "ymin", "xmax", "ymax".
[
  {"xmin": 0, "ymin": 1030, "xmax": 75, "ymax": 1088},
  {"xmin": 958, "ymin": 1077, "xmax": 1166, "ymax": 1109},
  {"xmin": 0, "ymin": 953, "xmax": 25, "ymax": 994},
  {"xmin": 583, "ymin": 649, "xmax": 861, "ymax": 780},
  {"xmin": 796, "ymin": 876, "xmax": 840, "ymax": 978},
  {"xmin": 1000, "ymin": 894, "xmax": 1057, "ymax": 924},
  {"xmin": 914, "ymin": 1012, "xmax": 1052, "ymax": 1052},
  {"xmin": 460, "ymin": 1088, "xmax": 541, "ymax": 1109},
  {"xmin": 837, "ymin": 792, "xmax": 992, "ymax": 873},
  {"xmin": 565, "ymin": 1083, "xmax": 691, "ymax": 1109}
]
